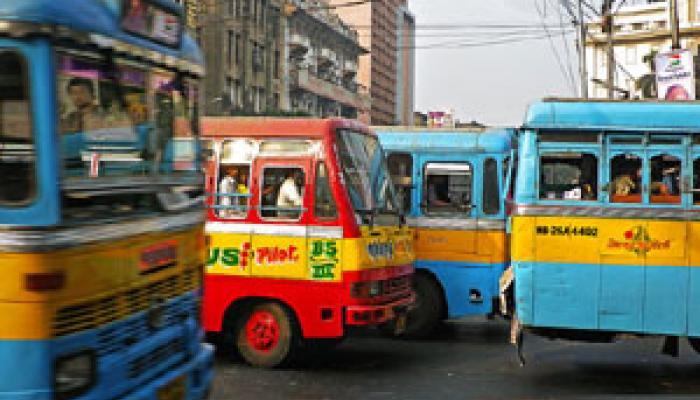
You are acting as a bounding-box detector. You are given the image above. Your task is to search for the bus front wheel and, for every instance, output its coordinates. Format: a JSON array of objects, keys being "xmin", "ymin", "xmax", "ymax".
[
  {"xmin": 235, "ymin": 302, "xmax": 299, "ymax": 367},
  {"xmin": 402, "ymin": 273, "xmax": 445, "ymax": 339}
]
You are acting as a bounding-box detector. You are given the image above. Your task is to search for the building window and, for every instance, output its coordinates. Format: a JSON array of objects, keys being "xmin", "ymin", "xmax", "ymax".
[
  {"xmin": 274, "ymin": 50, "xmax": 280, "ymax": 79},
  {"xmin": 227, "ymin": 30, "xmax": 234, "ymax": 69},
  {"xmin": 235, "ymin": 34, "xmax": 241, "ymax": 65}
]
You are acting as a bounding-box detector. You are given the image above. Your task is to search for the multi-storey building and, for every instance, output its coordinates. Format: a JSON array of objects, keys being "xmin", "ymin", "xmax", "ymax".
[
  {"xmin": 199, "ymin": 0, "xmax": 288, "ymax": 115},
  {"xmin": 329, "ymin": 0, "xmax": 415, "ymax": 125},
  {"xmin": 586, "ymin": 0, "xmax": 700, "ymax": 98},
  {"xmin": 287, "ymin": 0, "xmax": 370, "ymax": 118}
]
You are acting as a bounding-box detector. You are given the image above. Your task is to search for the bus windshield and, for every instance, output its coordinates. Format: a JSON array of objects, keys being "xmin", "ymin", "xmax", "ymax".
[
  {"xmin": 57, "ymin": 51, "xmax": 199, "ymax": 180},
  {"xmin": 336, "ymin": 129, "xmax": 400, "ymax": 222}
]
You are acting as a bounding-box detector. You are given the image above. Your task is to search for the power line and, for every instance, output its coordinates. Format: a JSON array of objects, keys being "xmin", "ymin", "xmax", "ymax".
[
  {"xmin": 535, "ymin": 0, "xmax": 578, "ymax": 94},
  {"xmin": 405, "ymin": 31, "xmax": 574, "ymax": 50}
]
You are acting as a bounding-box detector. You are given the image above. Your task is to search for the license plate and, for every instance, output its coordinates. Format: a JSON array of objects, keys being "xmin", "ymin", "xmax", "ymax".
[
  {"xmin": 394, "ymin": 313, "xmax": 407, "ymax": 335},
  {"xmin": 157, "ymin": 376, "xmax": 186, "ymax": 400}
]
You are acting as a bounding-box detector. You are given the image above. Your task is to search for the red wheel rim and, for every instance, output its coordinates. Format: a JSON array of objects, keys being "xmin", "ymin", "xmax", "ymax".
[{"xmin": 245, "ymin": 310, "xmax": 280, "ymax": 352}]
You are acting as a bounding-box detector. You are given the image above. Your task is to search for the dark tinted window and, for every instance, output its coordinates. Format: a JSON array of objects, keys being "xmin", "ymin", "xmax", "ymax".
[
  {"xmin": 0, "ymin": 51, "xmax": 34, "ymax": 206},
  {"xmin": 483, "ymin": 158, "xmax": 500, "ymax": 215}
]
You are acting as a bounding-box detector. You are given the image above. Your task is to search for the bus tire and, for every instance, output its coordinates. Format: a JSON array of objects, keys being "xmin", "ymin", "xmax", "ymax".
[
  {"xmin": 688, "ymin": 337, "xmax": 700, "ymax": 354},
  {"xmin": 403, "ymin": 273, "xmax": 445, "ymax": 339},
  {"xmin": 234, "ymin": 302, "xmax": 299, "ymax": 368}
]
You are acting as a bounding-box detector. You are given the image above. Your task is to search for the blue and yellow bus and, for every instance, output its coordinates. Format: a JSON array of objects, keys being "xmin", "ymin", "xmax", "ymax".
[
  {"xmin": 506, "ymin": 99, "xmax": 700, "ymax": 356},
  {"xmin": 0, "ymin": 0, "xmax": 212, "ymax": 398},
  {"xmin": 378, "ymin": 128, "xmax": 515, "ymax": 337}
]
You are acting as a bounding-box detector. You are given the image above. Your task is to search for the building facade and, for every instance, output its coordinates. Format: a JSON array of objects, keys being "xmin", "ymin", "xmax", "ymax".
[
  {"xmin": 199, "ymin": 0, "xmax": 288, "ymax": 115},
  {"xmin": 586, "ymin": 0, "xmax": 700, "ymax": 98},
  {"xmin": 330, "ymin": 0, "xmax": 415, "ymax": 125},
  {"xmin": 287, "ymin": 0, "xmax": 370, "ymax": 118}
]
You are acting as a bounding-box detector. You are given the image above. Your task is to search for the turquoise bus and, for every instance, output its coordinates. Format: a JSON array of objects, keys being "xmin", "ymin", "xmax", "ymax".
[
  {"xmin": 506, "ymin": 99, "xmax": 700, "ymax": 357},
  {"xmin": 377, "ymin": 128, "xmax": 515, "ymax": 337},
  {"xmin": 0, "ymin": 0, "xmax": 213, "ymax": 398}
]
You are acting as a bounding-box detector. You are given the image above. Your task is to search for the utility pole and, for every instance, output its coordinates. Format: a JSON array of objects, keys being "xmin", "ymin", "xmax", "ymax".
[
  {"xmin": 670, "ymin": 0, "xmax": 680, "ymax": 50},
  {"xmin": 602, "ymin": 0, "xmax": 614, "ymax": 99},
  {"xmin": 578, "ymin": 0, "xmax": 588, "ymax": 98}
]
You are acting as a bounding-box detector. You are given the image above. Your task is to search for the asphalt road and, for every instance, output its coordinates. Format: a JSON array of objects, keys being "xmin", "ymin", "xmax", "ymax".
[{"xmin": 210, "ymin": 318, "xmax": 700, "ymax": 400}]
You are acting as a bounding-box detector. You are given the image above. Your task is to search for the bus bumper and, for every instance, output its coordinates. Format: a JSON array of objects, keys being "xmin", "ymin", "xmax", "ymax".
[
  {"xmin": 122, "ymin": 342, "xmax": 214, "ymax": 400},
  {"xmin": 345, "ymin": 293, "xmax": 416, "ymax": 326}
]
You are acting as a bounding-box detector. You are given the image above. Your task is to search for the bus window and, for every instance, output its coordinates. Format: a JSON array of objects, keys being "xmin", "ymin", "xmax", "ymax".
[
  {"xmin": 57, "ymin": 53, "xmax": 146, "ymax": 177},
  {"xmin": 0, "ymin": 51, "xmax": 34, "ymax": 205},
  {"xmin": 539, "ymin": 152, "xmax": 597, "ymax": 201},
  {"xmin": 315, "ymin": 162, "xmax": 337, "ymax": 219},
  {"xmin": 610, "ymin": 154, "xmax": 642, "ymax": 203},
  {"xmin": 261, "ymin": 167, "xmax": 305, "ymax": 220},
  {"xmin": 423, "ymin": 163, "xmax": 472, "ymax": 215},
  {"xmin": 650, "ymin": 154, "xmax": 681, "ymax": 204},
  {"xmin": 483, "ymin": 158, "xmax": 500, "ymax": 215},
  {"xmin": 695, "ymin": 158, "xmax": 700, "ymax": 205},
  {"xmin": 217, "ymin": 164, "xmax": 250, "ymax": 219},
  {"xmin": 388, "ymin": 152, "xmax": 412, "ymax": 213}
]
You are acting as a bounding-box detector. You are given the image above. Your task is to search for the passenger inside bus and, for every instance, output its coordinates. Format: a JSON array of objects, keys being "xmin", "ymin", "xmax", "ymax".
[
  {"xmin": 650, "ymin": 154, "xmax": 681, "ymax": 204},
  {"xmin": 60, "ymin": 78, "xmax": 105, "ymax": 134},
  {"xmin": 610, "ymin": 155, "xmax": 642, "ymax": 203},
  {"xmin": 218, "ymin": 165, "xmax": 249, "ymax": 218},
  {"xmin": 259, "ymin": 167, "xmax": 305, "ymax": 220},
  {"xmin": 277, "ymin": 170, "xmax": 304, "ymax": 219}
]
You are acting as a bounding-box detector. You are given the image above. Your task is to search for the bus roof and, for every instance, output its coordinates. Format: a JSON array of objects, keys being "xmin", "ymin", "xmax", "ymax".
[
  {"xmin": 0, "ymin": 0, "xmax": 203, "ymax": 67},
  {"xmin": 200, "ymin": 117, "xmax": 373, "ymax": 139},
  {"xmin": 374, "ymin": 128, "xmax": 515, "ymax": 153},
  {"xmin": 525, "ymin": 99, "xmax": 700, "ymax": 133}
]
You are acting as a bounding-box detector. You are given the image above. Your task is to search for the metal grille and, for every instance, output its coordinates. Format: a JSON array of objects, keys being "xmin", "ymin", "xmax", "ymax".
[
  {"xmin": 53, "ymin": 266, "xmax": 201, "ymax": 337},
  {"xmin": 128, "ymin": 337, "xmax": 186, "ymax": 379}
]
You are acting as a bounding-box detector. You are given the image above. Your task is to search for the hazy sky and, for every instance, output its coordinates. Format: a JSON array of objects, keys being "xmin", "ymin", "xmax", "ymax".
[{"xmin": 410, "ymin": 0, "xmax": 579, "ymax": 126}]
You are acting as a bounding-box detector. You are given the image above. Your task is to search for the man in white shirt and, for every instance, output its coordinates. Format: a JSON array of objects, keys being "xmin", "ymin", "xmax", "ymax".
[
  {"xmin": 276, "ymin": 170, "xmax": 303, "ymax": 219},
  {"xmin": 219, "ymin": 166, "xmax": 239, "ymax": 218}
]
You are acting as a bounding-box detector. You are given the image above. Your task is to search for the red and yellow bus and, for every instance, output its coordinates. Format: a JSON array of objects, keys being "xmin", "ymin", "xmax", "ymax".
[{"xmin": 201, "ymin": 118, "xmax": 415, "ymax": 367}]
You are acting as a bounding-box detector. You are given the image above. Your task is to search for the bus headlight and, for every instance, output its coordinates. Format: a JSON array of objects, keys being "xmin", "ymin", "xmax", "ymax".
[{"xmin": 54, "ymin": 351, "xmax": 95, "ymax": 398}]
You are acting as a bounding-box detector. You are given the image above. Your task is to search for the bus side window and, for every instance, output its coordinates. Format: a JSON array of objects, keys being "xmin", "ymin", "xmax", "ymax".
[
  {"xmin": 217, "ymin": 164, "xmax": 251, "ymax": 219},
  {"xmin": 314, "ymin": 162, "xmax": 337, "ymax": 219},
  {"xmin": 0, "ymin": 51, "xmax": 34, "ymax": 206},
  {"xmin": 695, "ymin": 158, "xmax": 700, "ymax": 205},
  {"xmin": 649, "ymin": 154, "xmax": 681, "ymax": 204},
  {"xmin": 610, "ymin": 154, "xmax": 642, "ymax": 203},
  {"xmin": 387, "ymin": 152, "xmax": 412, "ymax": 213},
  {"xmin": 261, "ymin": 166, "xmax": 305, "ymax": 221},
  {"xmin": 423, "ymin": 162, "xmax": 472, "ymax": 215},
  {"xmin": 483, "ymin": 158, "xmax": 500, "ymax": 215},
  {"xmin": 539, "ymin": 152, "xmax": 598, "ymax": 201}
]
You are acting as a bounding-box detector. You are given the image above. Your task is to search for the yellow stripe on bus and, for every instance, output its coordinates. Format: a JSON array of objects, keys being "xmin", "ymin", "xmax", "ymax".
[{"xmin": 512, "ymin": 216, "xmax": 698, "ymax": 267}]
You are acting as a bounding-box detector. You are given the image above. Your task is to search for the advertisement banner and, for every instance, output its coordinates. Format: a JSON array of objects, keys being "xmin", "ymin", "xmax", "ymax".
[{"xmin": 655, "ymin": 49, "xmax": 695, "ymax": 101}]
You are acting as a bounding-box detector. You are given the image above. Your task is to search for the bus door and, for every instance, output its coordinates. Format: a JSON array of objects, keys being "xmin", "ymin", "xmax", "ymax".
[
  {"xmin": 252, "ymin": 157, "xmax": 312, "ymax": 280},
  {"xmin": 417, "ymin": 158, "xmax": 476, "ymax": 257},
  {"xmin": 600, "ymin": 135, "xmax": 647, "ymax": 331},
  {"xmin": 644, "ymin": 135, "xmax": 687, "ymax": 335}
]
